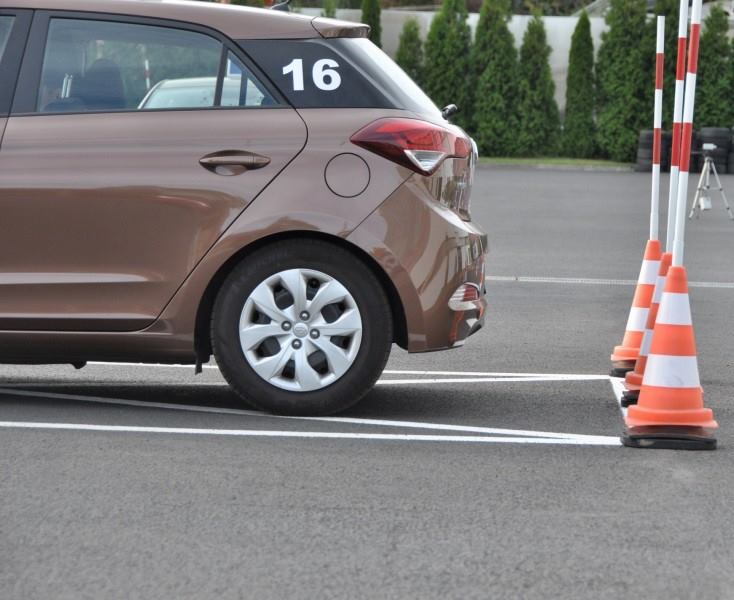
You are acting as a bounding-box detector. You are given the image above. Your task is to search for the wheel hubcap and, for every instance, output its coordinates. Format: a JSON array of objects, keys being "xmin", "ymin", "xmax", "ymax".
[{"xmin": 238, "ymin": 268, "xmax": 363, "ymax": 392}]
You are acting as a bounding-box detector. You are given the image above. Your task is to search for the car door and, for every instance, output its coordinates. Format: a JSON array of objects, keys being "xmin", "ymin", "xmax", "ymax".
[{"xmin": 0, "ymin": 11, "xmax": 306, "ymax": 331}]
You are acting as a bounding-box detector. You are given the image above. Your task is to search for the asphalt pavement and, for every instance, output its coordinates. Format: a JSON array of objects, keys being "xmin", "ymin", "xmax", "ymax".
[{"xmin": 2, "ymin": 166, "xmax": 733, "ymax": 599}]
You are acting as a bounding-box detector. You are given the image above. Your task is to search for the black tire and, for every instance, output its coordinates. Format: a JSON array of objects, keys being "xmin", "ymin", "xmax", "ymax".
[
  {"xmin": 638, "ymin": 129, "xmax": 654, "ymax": 147},
  {"xmin": 728, "ymin": 152, "xmax": 734, "ymax": 173},
  {"xmin": 700, "ymin": 126, "xmax": 731, "ymax": 145},
  {"xmin": 211, "ymin": 239, "xmax": 393, "ymax": 416}
]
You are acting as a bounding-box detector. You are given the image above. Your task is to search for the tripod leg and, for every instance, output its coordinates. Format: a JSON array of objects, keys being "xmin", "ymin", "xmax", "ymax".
[
  {"xmin": 689, "ymin": 163, "xmax": 708, "ymax": 219},
  {"xmin": 710, "ymin": 162, "xmax": 734, "ymax": 220}
]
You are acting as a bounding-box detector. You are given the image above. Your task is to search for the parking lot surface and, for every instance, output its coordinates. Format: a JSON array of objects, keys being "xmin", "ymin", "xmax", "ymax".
[{"xmin": 2, "ymin": 167, "xmax": 733, "ymax": 599}]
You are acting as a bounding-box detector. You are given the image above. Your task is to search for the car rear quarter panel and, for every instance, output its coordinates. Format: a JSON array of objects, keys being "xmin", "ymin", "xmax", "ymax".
[{"xmin": 348, "ymin": 165, "xmax": 487, "ymax": 352}]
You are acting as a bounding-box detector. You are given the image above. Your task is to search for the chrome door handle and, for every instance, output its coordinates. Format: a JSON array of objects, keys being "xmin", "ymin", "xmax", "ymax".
[{"xmin": 199, "ymin": 151, "xmax": 271, "ymax": 174}]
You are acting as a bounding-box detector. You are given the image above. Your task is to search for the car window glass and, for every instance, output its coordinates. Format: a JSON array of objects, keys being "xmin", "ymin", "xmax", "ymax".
[
  {"xmin": 220, "ymin": 52, "xmax": 274, "ymax": 108},
  {"xmin": 0, "ymin": 16, "xmax": 14, "ymax": 60},
  {"xmin": 38, "ymin": 18, "xmax": 222, "ymax": 113}
]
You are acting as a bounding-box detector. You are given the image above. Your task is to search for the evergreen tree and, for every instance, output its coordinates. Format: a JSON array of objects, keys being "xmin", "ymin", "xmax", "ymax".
[
  {"xmin": 423, "ymin": 0, "xmax": 472, "ymax": 128},
  {"xmin": 562, "ymin": 11, "xmax": 594, "ymax": 157},
  {"xmin": 695, "ymin": 5, "xmax": 732, "ymax": 127},
  {"xmin": 395, "ymin": 19, "xmax": 424, "ymax": 86},
  {"xmin": 515, "ymin": 15, "xmax": 560, "ymax": 156},
  {"xmin": 471, "ymin": 0, "xmax": 519, "ymax": 155},
  {"xmin": 595, "ymin": 0, "xmax": 648, "ymax": 161},
  {"xmin": 322, "ymin": 0, "xmax": 337, "ymax": 18},
  {"xmin": 361, "ymin": 0, "xmax": 382, "ymax": 48}
]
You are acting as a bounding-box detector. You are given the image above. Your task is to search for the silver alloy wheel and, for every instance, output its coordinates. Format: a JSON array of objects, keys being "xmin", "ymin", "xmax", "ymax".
[{"xmin": 238, "ymin": 268, "xmax": 363, "ymax": 392}]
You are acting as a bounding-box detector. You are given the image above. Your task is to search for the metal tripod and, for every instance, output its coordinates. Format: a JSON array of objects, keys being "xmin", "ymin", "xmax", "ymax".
[{"xmin": 688, "ymin": 155, "xmax": 734, "ymax": 220}]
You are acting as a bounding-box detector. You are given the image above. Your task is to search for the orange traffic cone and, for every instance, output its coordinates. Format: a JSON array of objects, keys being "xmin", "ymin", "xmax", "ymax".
[
  {"xmin": 611, "ymin": 240, "xmax": 661, "ymax": 377},
  {"xmin": 622, "ymin": 265, "xmax": 717, "ymax": 450},
  {"xmin": 621, "ymin": 252, "xmax": 673, "ymax": 407}
]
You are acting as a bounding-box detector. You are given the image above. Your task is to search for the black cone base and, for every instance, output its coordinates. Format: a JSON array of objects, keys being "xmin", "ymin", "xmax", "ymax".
[
  {"xmin": 610, "ymin": 366, "xmax": 634, "ymax": 378},
  {"xmin": 622, "ymin": 426, "xmax": 717, "ymax": 450},
  {"xmin": 620, "ymin": 390, "xmax": 640, "ymax": 407}
]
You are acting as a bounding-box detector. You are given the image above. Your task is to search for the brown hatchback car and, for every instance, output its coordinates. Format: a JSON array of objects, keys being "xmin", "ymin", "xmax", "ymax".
[{"xmin": 0, "ymin": 0, "xmax": 487, "ymax": 415}]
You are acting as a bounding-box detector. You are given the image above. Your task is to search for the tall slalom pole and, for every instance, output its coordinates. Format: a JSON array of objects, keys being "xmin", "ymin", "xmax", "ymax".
[
  {"xmin": 623, "ymin": 0, "xmax": 718, "ymax": 451},
  {"xmin": 621, "ymin": 16, "xmax": 668, "ymax": 405},
  {"xmin": 609, "ymin": 15, "xmax": 665, "ymax": 377},
  {"xmin": 650, "ymin": 16, "xmax": 665, "ymax": 242},
  {"xmin": 672, "ymin": 0, "xmax": 701, "ymax": 266},
  {"xmin": 666, "ymin": 0, "xmax": 689, "ymax": 252}
]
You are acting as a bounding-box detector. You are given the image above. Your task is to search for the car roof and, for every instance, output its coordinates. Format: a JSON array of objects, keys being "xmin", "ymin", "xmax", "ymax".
[{"xmin": 5, "ymin": 0, "xmax": 368, "ymax": 40}]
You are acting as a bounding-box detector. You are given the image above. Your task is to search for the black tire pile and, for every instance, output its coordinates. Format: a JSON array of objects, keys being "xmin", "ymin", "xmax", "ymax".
[{"xmin": 636, "ymin": 127, "xmax": 733, "ymax": 174}]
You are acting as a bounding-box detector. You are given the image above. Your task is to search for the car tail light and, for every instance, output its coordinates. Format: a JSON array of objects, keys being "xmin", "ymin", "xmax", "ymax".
[
  {"xmin": 448, "ymin": 283, "xmax": 481, "ymax": 311},
  {"xmin": 350, "ymin": 118, "xmax": 471, "ymax": 176}
]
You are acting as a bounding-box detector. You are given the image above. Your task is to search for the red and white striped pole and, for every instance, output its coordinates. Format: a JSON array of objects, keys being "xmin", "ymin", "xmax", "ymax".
[
  {"xmin": 650, "ymin": 16, "xmax": 665, "ymax": 241},
  {"xmin": 666, "ymin": 0, "xmax": 689, "ymax": 252},
  {"xmin": 672, "ymin": 0, "xmax": 702, "ymax": 267}
]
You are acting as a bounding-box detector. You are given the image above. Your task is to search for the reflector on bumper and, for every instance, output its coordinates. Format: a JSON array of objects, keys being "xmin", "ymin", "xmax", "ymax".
[{"xmin": 448, "ymin": 283, "xmax": 481, "ymax": 311}]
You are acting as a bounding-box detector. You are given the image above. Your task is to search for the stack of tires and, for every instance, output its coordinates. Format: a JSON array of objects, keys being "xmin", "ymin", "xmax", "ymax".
[
  {"xmin": 635, "ymin": 130, "xmax": 673, "ymax": 171},
  {"xmin": 698, "ymin": 127, "xmax": 730, "ymax": 174},
  {"xmin": 635, "ymin": 130, "xmax": 655, "ymax": 171},
  {"xmin": 660, "ymin": 131, "xmax": 672, "ymax": 172},
  {"xmin": 729, "ymin": 132, "xmax": 734, "ymax": 174},
  {"xmin": 690, "ymin": 131, "xmax": 702, "ymax": 173}
]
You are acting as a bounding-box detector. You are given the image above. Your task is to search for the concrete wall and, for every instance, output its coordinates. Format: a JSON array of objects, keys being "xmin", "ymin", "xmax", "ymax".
[{"xmin": 302, "ymin": 9, "xmax": 607, "ymax": 113}]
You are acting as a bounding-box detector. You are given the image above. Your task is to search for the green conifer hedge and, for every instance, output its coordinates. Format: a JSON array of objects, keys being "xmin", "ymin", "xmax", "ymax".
[
  {"xmin": 423, "ymin": 0, "xmax": 472, "ymax": 128},
  {"xmin": 361, "ymin": 0, "xmax": 382, "ymax": 47},
  {"xmin": 595, "ymin": 0, "xmax": 648, "ymax": 162},
  {"xmin": 471, "ymin": 0, "xmax": 519, "ymax": 155},
  {"xmin": 515, "ymin": 15, "xmax": 560, "ymax": 156},
  {"xmin": 562, "ymin": 11, "xmax": 595, "ymax": 157},
  {"xmin": 695, "ymin": 5, "xmax": 732, "ymax": 128},
  {"xmin": 395, "ymin": 19, "xmax": 424, "ymax": 85}
]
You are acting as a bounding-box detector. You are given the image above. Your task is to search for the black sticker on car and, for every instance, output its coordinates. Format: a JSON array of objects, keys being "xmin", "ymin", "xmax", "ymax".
[{"xmin": 238, "ymin": 39, "xmax": 392, "ymax": 109}]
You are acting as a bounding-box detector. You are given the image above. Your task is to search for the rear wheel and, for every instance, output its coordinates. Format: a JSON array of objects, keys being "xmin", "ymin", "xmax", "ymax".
[{"xmin": 211, "ymin": 239, "xmax": 393, "ymax": 415}]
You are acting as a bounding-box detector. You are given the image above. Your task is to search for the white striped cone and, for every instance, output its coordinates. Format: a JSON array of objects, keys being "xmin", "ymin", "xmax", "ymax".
[
  {"xmin": 626, "ymin": 265, "xmax": 716, "ymax": 428},
  {"xmin": 624, "ymin": 252, "xmax": 672, "ymax": 393},
  {"xmin": 611, "ymin": 240, "xmax": 661, "ymax": 371}
]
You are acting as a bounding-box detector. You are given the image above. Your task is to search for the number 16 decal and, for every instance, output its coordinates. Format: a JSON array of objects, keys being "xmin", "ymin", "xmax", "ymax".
[{"xmin": 282, "ymin": 58, "xmax": 342, "ymax": 92}]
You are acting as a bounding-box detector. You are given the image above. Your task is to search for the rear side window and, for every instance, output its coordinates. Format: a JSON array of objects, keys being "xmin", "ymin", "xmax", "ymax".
[
  {"xmin": 239, "ymin": 37, "xmax": 442, "ymax": 119},
  {"xmin": 37, "ymin": 19, "xmax": 276, "ymax": 113},
  {"xmin": 0, "ymin": 16, "xmax": 14, "ymax": 60}
]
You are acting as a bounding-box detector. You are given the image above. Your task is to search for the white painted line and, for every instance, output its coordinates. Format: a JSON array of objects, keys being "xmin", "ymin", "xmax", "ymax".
[
  {"xmin": 89, "ymin": 361, "xmax": 219, "ymax": 369},
  {"xmin": 0, "ymin": 421, "xmax": 622, "ymax": 446},
  {"xmin": 609, "ymin": 377, "xmax": 628, "ymax": 418},
  {"xmin": 85, "ymin": 362, "xmax": 608, "ymax": 382},
  {"xmin": 486, "ymin": 275, "xmax": 734, "ymax": 289},
  {"xmin": 0, "ymin": 387, "xmax": 614, "ymax": 442},
  {"xmin": 377, "ymin": 376, "xmax": 606, "ymax": 385},
  {"xmin": 1, "ymin": 376, "xmax": 609, "ymax": 386},
  {"xmin": 382, "ymin": 370, "xmax": 608, "ymax": 380}
]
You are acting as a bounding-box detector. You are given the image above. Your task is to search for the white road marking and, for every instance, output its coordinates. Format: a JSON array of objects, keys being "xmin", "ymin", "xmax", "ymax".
[
  {"xmin": 85, "ymin": 362, "xmax": 608, "ymax": 382},
  {"xmin": 609, "ymin": 377, "xmax": 628, "ymax": 418},
  {"xmin": 487, "ymin": 275, "xmax": 734, "ymax": 289},
  {"xmin": 376, "ymin": 377, "xmax": 605, "ymax": 385},
  {"xmin": 382, "ymin": 370, "xmax": 607, "ymax": 380},
  {"xmin": 0, "ymin": 421, "xmax": 622, "ymax": 446},
  {"xmin": 0, "ymin": 387, "xmax": 614, "ymax": 441},
  {"xmin": 1, "ymin": 375, "xmax": 609, "ymax": 386}
]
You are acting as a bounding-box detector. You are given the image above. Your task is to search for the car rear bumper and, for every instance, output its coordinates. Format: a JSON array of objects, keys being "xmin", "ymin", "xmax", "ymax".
[{"xmin": 347, "ymin": 175, "xmax": 487, "ymax": 353}]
